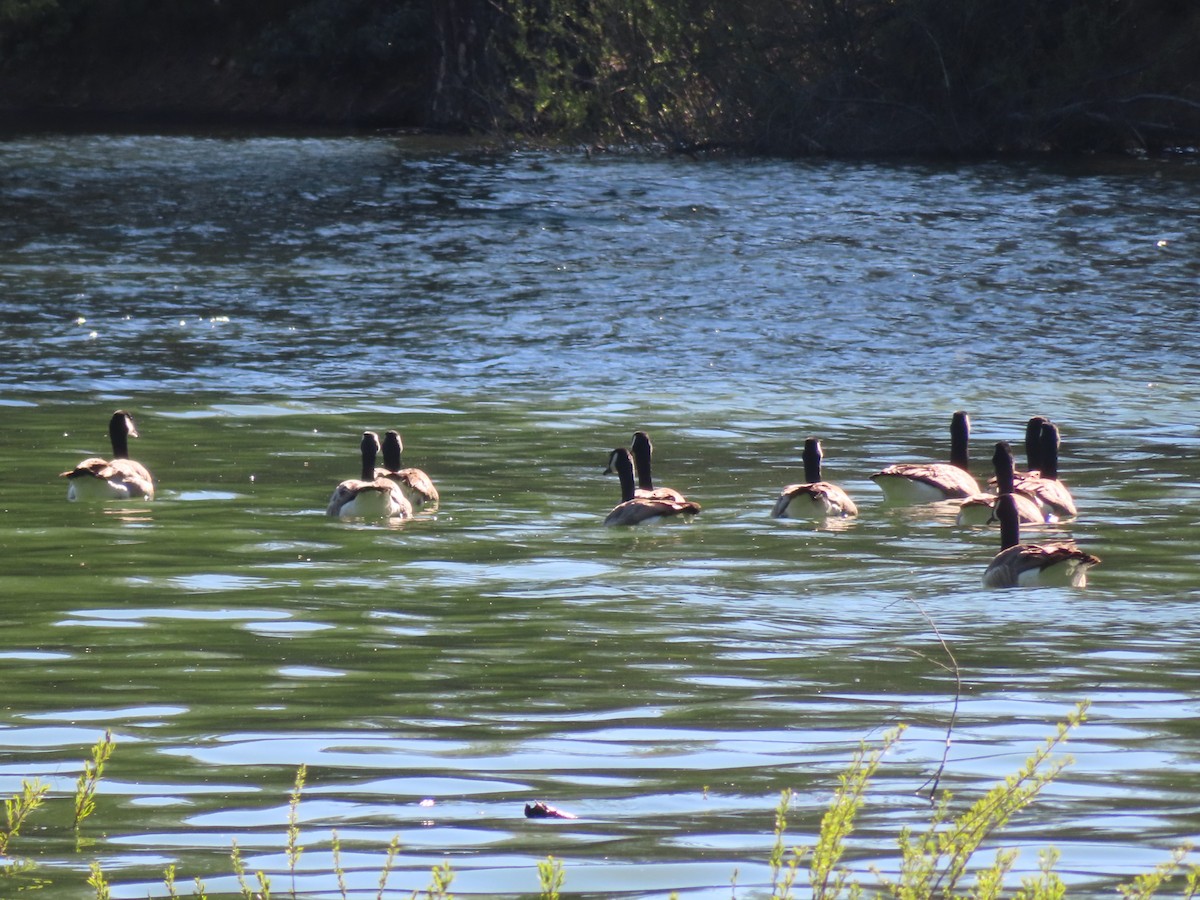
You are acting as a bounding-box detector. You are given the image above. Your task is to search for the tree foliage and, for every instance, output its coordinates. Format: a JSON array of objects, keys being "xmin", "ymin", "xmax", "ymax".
[
  {"xmin": 1, "ymin": 0, "xmax": 1198, "ymax": 154},
  {"xmin": 481, "ymin": 0, "xmax": 1200, "ymax": 154}
]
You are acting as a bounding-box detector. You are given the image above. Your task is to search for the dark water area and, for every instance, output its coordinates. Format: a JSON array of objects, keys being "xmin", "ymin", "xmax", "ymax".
[{"xmin": 0, "ymin": 133, "xmax": 1198, "ymax": 897}]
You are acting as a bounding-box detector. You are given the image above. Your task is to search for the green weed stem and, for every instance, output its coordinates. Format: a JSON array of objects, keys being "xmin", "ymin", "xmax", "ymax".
[
  {"xmin": 288, "ymin": 763, "xmax": 307, "ymax": 897},
  {"xmin": 87, "ymin": 859, "xmax": 110, "ymax": 899},
  {"xmin": 377, "ymin": 834, "xmax": 401, "ymax": 900},
  {"xmin": 538, "ymin": 854, "xmax": 566, "ymax": 899},
  {"xmin": 1118, "ymin": 843, "xmax": 1198, "ymax": 900},
  {"xmin": 427, "ymin": 858, "xmax": 454, "ymax": 899},
  {"xmin": 769, "ymin": 788, "xmax": 803, "ymax": 899},
  {"xmin": 811, "ymin": 726, "xmax": 904, "ymax": 900},
  {"xmin": 332, "ymin": 828, "xmax": 348, "ymax": 900},
  {"xmin": 0, "ymin": 778, "xmax": 48, "ymax": 859},
  {"xmin": 231, "ymin": 838, "xmax": 252, "ymax": 899},
  {"xmin": 74, "ymin": 729, "xmax": 115, "ymax": 830}
]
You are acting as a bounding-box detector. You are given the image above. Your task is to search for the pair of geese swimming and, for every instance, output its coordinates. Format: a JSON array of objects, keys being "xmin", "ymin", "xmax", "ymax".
[
  {"xmin": 62, "ymin": 411, "xmax": 1099, "ymax": 588},
  {"xmin": 606, "ymin": 413, "xmax": 1100, "ymax": 589},
  {"xmin": 59, "ymin": 411, "xmax": 439, "ymax": 518},
  {"xmin": 325, "ymin": 429, "xmax": 439, "ymax": 519}
]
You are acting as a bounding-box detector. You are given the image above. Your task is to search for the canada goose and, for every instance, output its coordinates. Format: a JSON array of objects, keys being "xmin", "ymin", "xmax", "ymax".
[
  {"xmin": 327, "ymin": 431, "xmax": 412, "ymax": 520},
  {"xmin": 958, "ymin": 442, "xmax": 1049, "ymax": 526},
  {"xmin": 871, "ymin": 411, "xmax": 980, "ymax": 503},
  {"xmin": 604, "ymin": 448, "xmax": 701, "ymax": 526},
  {"xmin": 627, "ymin": 431, "xmax": 693, "ymax": 504},
  {"xmin": 1012, "ymin": 421, "xmax": 1077, "ymax": 518},
  {"xmin": 60, "ymin": 409, "xmax": 155, "ymax": 500},
  {"xmin": 982, "ymin": 493, "xmax": 1099, "ymax": 588},
  {"xmin": 772, "ymin": 438, "xmax": 858, "ymax": 519},
  {"xmin": 988, "ymin": 415, "xmax": 1048, "ymax": 486},
  {"xmin": 377, "ymin": 430, "xmax": 439, "ymax": 507},
  {"xmin": 1021, "ymin": 416, "xmax": 1049, "ymax": 474}
]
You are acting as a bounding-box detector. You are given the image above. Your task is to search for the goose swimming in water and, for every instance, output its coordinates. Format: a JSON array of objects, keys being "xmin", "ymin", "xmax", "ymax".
[
  {"xmin": 772, "ymin": 437, "xmax": 858, "ymax": 519},
  {"xmin": 1020, "ymin": 416, "xmax": 1049, "ymax": 475},
  {"xmin": 958, "ymin": 441, "xmax": 1049, "ymax": 526},
  {"xmin": 377, "ymin": 429, "xmax": 439, "ymax": 507},
  {"xmin": 982, "ymin": 493, "xmax": 1099, "ymax": 588},
  {"xmin": 1012, "ymin": 420, "xmax": 1077, "ymax": 518},
  {"xmin": 871, "ymin": 410, "xmax": 980, "ymax": 503},
  {"xmin": 327, "ymin": 431, "xmax": 412, "ymax": 520},
  {"xmin": 60, "ymin": 409, "xmax": 155, "ymax": 501},
  {"xmin": 988, "ymin": 416, "xmax": 1049, "ymax": 482},
  {"xmin": 626, "ymin": 431, "xmax": 693, "ymax": 505},
  {"xmin": 604, "ymin": 448, "xmax": 701, "ymax": 526}
]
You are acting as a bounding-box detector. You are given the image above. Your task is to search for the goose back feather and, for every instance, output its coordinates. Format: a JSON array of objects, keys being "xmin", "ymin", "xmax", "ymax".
[
  {"xmin": 627, "ymin": 431, "xmax": 692, "ymax": 504},
  {"xmin": 958, "ymin": 441, "xmax": 1050, "ymax": 526}
]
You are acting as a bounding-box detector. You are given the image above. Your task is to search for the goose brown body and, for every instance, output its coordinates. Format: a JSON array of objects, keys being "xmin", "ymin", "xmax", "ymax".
[
  {"xmin": 1012, "ymin": 421, "xmax": 1077, "ymax": 518},
  {"xmin": 772, "ymin": 438, "xmax": 858, "ymax": 519},
  {"xmin": 627, "ymin": 431, "xmax": 693, "ymax": 504},
  {"xmin": 871, "ymin": 411, "xmax": 980, "ymax": 502},
  {"xmin": 61, "ymin": 410, "xmax": 155, "ymax": 501},
  {"xmin": 328, "ymin": 431, "xmax": 412, "ymax": 519},
  {"xmin": 377, "ymin": 430, "xmax": 439, "ymax": 507},
  {"xmin": 958, "ymin": 441, "xmax": 1049, "ymax": 526},
  {"xmin": 982, "ymin": 493, "xmax": 1099, "ymax": 588},
  {"xmin": 604, "ymin": 448, "xmax": 700, "ymax": 526}
]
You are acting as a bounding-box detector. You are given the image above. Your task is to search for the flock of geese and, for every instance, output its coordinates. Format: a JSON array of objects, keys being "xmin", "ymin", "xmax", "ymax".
[
  {"xmin": 60, "ymin": 409, "xmax": 1100, "ymax": 590},
  {"xmin": 601, "ymin": 412, "xmax": 1098, "ymax": 589}
]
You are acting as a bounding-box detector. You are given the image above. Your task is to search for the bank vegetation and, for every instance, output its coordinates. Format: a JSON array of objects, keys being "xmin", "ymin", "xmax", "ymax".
[{"xmin": 2, "ymin": 0, "xmax": 1198, "ymax": 155}]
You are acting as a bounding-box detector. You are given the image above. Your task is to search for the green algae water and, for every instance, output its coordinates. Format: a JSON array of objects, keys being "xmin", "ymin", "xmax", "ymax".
[{"xmin": 0, "ymin": 134, "xmax": 1199, "ymax": 897}]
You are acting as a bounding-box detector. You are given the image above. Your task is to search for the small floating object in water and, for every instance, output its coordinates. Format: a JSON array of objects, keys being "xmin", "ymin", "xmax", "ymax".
[{"xmin": 525, "ymin": 800, "xmax": 578, "ymax": 819}]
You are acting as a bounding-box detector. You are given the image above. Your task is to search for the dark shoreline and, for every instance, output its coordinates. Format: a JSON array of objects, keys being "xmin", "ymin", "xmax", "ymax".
[
  {"xmin": 4, "ymin": 115, "xmax": 1193, "ymax": 168},
  {"xmin": 4, "ymin": 2, "xmax": 1200, "ymax": 159}
]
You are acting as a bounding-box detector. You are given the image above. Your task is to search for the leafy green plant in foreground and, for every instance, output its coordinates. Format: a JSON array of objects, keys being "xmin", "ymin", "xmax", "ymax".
[
  {"xmin": 538, "ymin": 853, "xmax": 566, "ymax": 899},
  {"xmin": 74, "ymin": 728, "xmax": 115, "ymax": 830},
  {"xmin": 287, "ymin": 763, "xmax": 307, "ymax": 896},
  {"xmin": 377, "ymin": 834, "xmax": 401, "ymax": 899},
  {"xmin": 7, "ymin": 709, "xmax": 1200, "ymax": 898},
  {"xmin": 1118, "ymin": 845, "xmax": 1200, "ymax": 900},
  {"xmin": 0, "ymin": 776, "xmax": 48, "ymax": 879},
  {"xmin": 87, "ymin": 859, "xmax": 111, "ymax": 899},
  {"xmin": 881, "ymin": 706, "xmax": 1083, "ymax": 900},
  {"xmin": 762, "ymin": 700, "xmax": 1199, "ymax": 900}
]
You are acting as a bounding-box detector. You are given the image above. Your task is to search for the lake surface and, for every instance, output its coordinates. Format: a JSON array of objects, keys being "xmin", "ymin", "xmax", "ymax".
[{"xmin": 1, "ymin": 133, "xmax": 1199, "ymax": 898}]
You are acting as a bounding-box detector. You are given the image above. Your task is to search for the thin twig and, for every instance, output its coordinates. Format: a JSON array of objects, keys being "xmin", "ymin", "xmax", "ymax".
[{"xmin": 906, "ymin": 597, "xmax": 961, "ymax": 803}]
